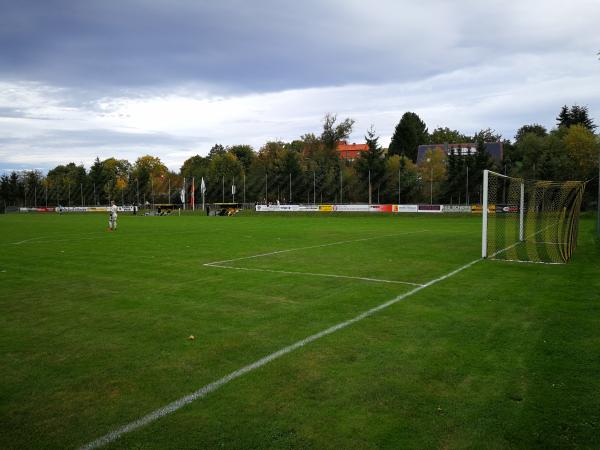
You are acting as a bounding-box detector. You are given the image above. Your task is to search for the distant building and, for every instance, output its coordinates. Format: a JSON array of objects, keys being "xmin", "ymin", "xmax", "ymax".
[
  {"xmin": 417, "ymin": 142, "xmax": 503, "ymax": 164},
  {"xmin": 336, "ymin": 141, "xmax": 369, "ymax": 161}
]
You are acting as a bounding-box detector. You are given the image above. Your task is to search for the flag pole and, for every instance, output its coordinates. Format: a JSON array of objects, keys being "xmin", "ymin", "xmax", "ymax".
[{"xmin": 192, "ymin": 177, "xmax": 195, "ymax": 211}]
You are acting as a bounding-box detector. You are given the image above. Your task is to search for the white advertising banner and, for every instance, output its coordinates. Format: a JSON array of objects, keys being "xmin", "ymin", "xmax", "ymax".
[
  {"xmin": 442, "ymin": 205, "xmax": 472, "ymax": 213},
  {"xmin": 299, "ymin": 205, "xmax": 319, "ymax": 211},
  {"xmin": 333, "ymin": 204, "xmax": 370, "ymax": 212},
  {"xmin": 393, "ymin": 204, "xmax": 418, "ymax": 213},
  {"xmin": 256, "ymin": 204, "xmax": 301, "ymax": 212}
]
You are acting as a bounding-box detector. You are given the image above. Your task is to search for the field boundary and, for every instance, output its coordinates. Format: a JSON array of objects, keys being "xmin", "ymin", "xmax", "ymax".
[{"xmin": 79, "ymin": 251, "xmax": 482, "ymax": 450}]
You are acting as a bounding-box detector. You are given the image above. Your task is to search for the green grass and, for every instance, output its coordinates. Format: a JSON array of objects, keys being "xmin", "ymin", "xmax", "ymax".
[{"xmin": 1, "ymin": 211, "xmax": 599, "ymax": 449}]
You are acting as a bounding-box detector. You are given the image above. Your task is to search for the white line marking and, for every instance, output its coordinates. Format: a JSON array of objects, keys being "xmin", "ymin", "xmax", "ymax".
[
  {"xmin": 77, "ymin": 256, "xmax": 480, "ymax": 450},
  {"xmin": 203, "ymin": 230, "xmax": 430, "ymax": 266},
  {"xmin": 489, "ymin": 258, "xmax": 565, "ymax": 265},
  {"xmin": 9, "ymin": 236, "xmax": 47, "ymax": 245},
  {"xmin": 3, "ymin": 227, "xmax": 232, "ymax": 246},
  {"xmin": 205, "ymin": 264, "xmax": 424, "ymax": 286}
]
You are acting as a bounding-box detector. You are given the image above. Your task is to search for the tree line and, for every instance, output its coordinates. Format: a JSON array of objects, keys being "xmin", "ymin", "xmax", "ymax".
[{"xmin": 1, "ymin": 105, "xmax": 598, "ymax": 210}]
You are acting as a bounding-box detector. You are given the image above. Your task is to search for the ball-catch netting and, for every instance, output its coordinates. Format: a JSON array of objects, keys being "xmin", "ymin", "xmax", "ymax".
[{"xmin": 482, "ymin": 170, "xmax": 587, "ymax": 264}]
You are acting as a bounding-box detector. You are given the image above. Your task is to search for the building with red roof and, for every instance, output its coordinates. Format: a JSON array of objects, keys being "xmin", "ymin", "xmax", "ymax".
[{"xmin": 336, "ymin": 140, "xmax": 369, "ymax": 161}]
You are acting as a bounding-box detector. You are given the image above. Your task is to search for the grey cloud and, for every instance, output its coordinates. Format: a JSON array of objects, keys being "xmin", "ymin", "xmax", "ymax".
[
  {"xmin": 0, "ymin": 106, "xmax": 57, "ymax": 120},
  {"xmin": 24, "ymin": 128, "xmax": 209, "ymax": 149},
  {"xmin": 5, "ymin": 0, "xmax": 597, "ymax": 94}
]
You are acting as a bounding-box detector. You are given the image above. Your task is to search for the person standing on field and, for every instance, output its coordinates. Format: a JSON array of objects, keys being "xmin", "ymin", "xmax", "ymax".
[{"xmin": 108, "ymin": 200, "xmax": 118, "ymax": 231}]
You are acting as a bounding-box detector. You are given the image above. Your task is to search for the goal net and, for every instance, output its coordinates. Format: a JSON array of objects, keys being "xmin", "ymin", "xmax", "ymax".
[{"xmin": 482, "ymin": 170, "xmax": 587, "ymax": 264}]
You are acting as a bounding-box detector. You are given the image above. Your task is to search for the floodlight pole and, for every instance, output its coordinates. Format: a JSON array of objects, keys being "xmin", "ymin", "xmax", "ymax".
[
  {"xmin": 398, "ymin": 167, "xmax": 401, "ymax": 204},
  {"xmin": 426, "ymin": 157, "xmax": 432, "ymax": 205},
  {"xmin": 339, "ymin": 168, "xmax": 343, "ymax": 204},
  {"xmin": 313, "ymin": 171, "xmax": 316, "ymax": 205},
  {"xmin": 368, "ymin": 170, "xmax": 372, "ymax": 205},
  {"xmin": 430, "ymin": 166, "xmax": 433, "ymax": 205},
  {"xmin": 466, "ymin": 165, "xmax": 469, "ymax": 206}
]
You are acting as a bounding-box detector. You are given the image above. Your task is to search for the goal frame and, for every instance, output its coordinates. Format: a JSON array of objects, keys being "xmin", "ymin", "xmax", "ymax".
[{"xmin": 482, "ymin": 169, "xmax": 525, "ymax": 258}]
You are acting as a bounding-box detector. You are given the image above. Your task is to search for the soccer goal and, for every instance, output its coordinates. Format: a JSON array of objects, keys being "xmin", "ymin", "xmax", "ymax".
[{"xmin": 482, "ymin": 170, "xmax": 587, "ymax": 264}]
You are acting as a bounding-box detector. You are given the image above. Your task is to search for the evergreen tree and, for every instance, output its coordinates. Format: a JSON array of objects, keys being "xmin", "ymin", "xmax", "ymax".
[
  {"xmin": 355, "ymin": 126, "xmax": 385, "ymax": 203},
  {"xmin": 556, "ymin": 105, "xmax": 597, "ymax": 131},
  {"xmin": 388, "ymin": 112, "xmax": 429, "ymax": 161},
  {"xmin": 556, "ymin": 105, "xmax": 570, "ymax": 128},
  {"xmin": 88, "ymin": 157, "xmax": 109, "ymax": 204}
]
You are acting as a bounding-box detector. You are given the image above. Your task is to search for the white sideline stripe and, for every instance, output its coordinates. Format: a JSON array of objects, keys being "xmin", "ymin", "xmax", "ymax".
[
  {"xmin": 204, "ymin": 263, "xmax": 424, "ymax": 286},
  {"xmin": 204, "ymin": 230, "xmax": 430, "ymax": 266},
  {"xmin": 77, "ymin": 256, "xmax": 481, "ymax": 450}
]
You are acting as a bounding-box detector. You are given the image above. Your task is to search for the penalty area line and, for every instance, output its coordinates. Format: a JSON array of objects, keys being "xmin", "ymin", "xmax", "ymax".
[
  {"xmin": 204, "ymin": 229, "xmax": 430, "ymax": 266},
  {"xmin": 77, "ymin": 256, "xmax": 482, "ymax": 450},
  {"xmin": 204, "ymin": 263, "xmax": 424, "ymax": 286}
]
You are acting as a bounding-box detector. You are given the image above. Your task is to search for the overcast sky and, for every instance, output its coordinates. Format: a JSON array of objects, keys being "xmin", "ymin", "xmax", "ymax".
[{"xmin": 1, "ymin": 0, "xmax": 599, "ymax": 173}]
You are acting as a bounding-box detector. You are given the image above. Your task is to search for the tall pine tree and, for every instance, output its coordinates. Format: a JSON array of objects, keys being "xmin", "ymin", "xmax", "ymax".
[
  {"xmin": 355, "ymin": 126, "xmax": 385, "ymax": 204},
  {"xmin": 556, "ymin": 105, "xmax": 597, "ymax": 131},
  {"xmin": 388, "ymin": 112, "xmax": 429, "ymax": 161}
]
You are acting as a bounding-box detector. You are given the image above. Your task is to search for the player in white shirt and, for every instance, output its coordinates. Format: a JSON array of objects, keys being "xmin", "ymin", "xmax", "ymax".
[{"xmin": 109, "ymin": 200, "xmax": 118, "ymax": 231}]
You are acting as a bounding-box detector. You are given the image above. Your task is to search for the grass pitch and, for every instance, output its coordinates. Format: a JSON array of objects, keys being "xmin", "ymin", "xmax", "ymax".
[{"xmin": 1, "ymin": 211, "xmax": 599, "ymax": 449}]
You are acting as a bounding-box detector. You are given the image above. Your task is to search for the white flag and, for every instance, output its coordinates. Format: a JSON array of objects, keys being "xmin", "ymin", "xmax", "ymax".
[
  {"xmin": 180, "ymin": 187, "xmax": 185, "ymax": 203},
  {"xmin": 200, "ymin": 177, "xmax": 206, "ymax": 194},
  {"xmin": 231, "ymin": 184, "xmax": 236, "ymax": 195}
]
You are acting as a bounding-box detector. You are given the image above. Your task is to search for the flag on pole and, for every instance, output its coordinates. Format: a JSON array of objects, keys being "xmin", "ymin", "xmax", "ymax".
[
  {"xmin": 191, "ymin": 177, "xmax": 195, "ymax": 210},
  {"xmin": 201, "ymin": 177, "xmax": 206, "ymax": 211}
]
